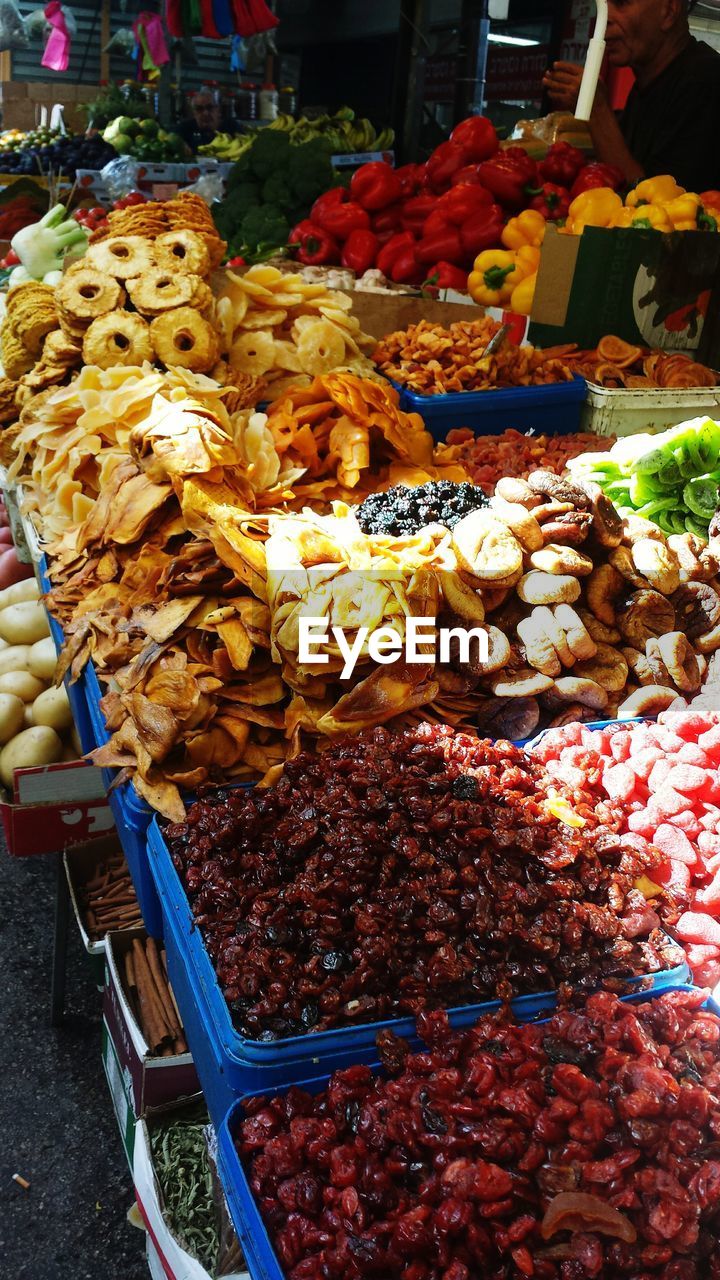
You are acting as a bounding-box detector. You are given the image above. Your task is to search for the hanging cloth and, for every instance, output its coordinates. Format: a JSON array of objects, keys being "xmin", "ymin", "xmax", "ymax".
[
  {"xmin": 246, "ymin": 0, "xmax": 278, "ymax": 34},
  {"xmin": 212, "ymin": 0, "xmax": 235, "ymax": 36},
  {"xmin": 133, "ymin": 11, "xmax": 170, "ymax": 78},
  {"xmin": 164, "ymin": 0, "xmax": 183, "ymax": 38},
  {"xmin": 199, "ymin": 0, "xmax": 219, "ymax": 37},
  {"xmin": 41, "ymin": 1, "xmax": 71, "ymax": 71}
]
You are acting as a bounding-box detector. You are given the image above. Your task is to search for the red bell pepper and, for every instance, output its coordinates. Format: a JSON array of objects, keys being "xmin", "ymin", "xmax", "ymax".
[
  {"xmin": 372, "ymin": 203, "xmax": 404, "ymax": 236},
  {"xmin": 450, "ymin": 163, "xmax": 486, "ymax": 187},
  {"xmin": 391, "ymin": 246, "xmax": 424, "ymax": 285},
  {"xmin": 539, "ymin": 140, "xmax": 585, "ymax": 187},
  {"xmin": 426, "ymin": 140, "xmax": 471, "ymax": 193},
  {"xmin": 310, "ymin": 188, "xmax": 346, "ymax": 223},
  {"xmin": 341, "ymin": 228, "xmax": 380, "ymax": 274},
  {"xmin": 350, "ymin": 161, "xmax": 402, "ymax": 210},
  {"xmin": 393, "ymin": 163, "xmax": 421, "ymax": 199},
  {"xmin": 571, "ymin": 162, "xmax": 625, "ymax": 198},
  {"xmin": 437, "ymin": 182, "xmax": 494, "ymax": 226},
  {"xmin": 528, "ymin": 181, "xmax": 571, "ymax": 221},
  {"xmin": 401, "ymin": 193, "xmax": 437, "ymax": 233},
  {"xmin": 314, "ymin": 199, "xmax": 371, "ymax": 241},
  {"xmin": 422, "ymin": 208, "xmax": 453, "ymax": 239},
  {"xmin": 459, "ymin": 203, "xmax": 504, "ymax": 259},
  {"xmin": 288, "ymin": 220, "xmax": 340, "ymax": 265},
  {"xmin": 416, "ymin": 224, "xmax": 464, "ymax": 266},
  {"xmin": 477, "ymin": 147, "xmax": 538, "ymax": 210},
  {"xmin": 450, "ymin": 115, "xmax": 498, "ymax": 163},
  {"xmin": 423, "ymin": 261, "xmax": 468, "ymax": 291},
  {"xmin": 376, "ymin": 231, "xmax": 416, "ymax": 277}
]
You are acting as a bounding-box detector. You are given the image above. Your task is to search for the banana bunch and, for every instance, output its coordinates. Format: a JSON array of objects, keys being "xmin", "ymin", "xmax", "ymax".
[
  {"xmin": 198, "ymin": 132, "xmax": 253, "ymax": 160},
  {"xmin": 259, "ymin": 108, "xmax": 394, "ymax": 153}
]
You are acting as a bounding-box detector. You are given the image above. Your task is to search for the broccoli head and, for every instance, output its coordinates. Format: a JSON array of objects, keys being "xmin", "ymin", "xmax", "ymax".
[
  {"xmin": 261, "ymin": 171, "xmax": 296, "ymax": 213},
  {"xmin": 288, "ymin": 138, "xmax": 336, "ymax": 206},
  {"xmin": 248, "ymin": 129, "xmax": 292, "ymax": 181},
  {"xmin": 211, "ymin": 185, "xmax": 260, "ymax": 240},
  {"xmin": 239, "ymin": 205, "xmax": 291, "ymax": 252}
]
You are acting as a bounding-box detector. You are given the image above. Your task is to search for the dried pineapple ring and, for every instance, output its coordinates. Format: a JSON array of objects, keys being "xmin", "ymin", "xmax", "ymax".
[
  {"xmin": 154, "ymin": 229, "xmax": 210, "ymax": 277},
  {"xmin": 296, "ymin": 319, "xmax": 347, "ymax": 375},
  {"xmin": 85, "ymin": 235, "xmax": 155, "ymax": 280},
  {"xmin": 55, "ymin": 267, "xmax": 124, "ymax": 322},
  {"xmin": 82, "ymin": 312, "xmax": 152, "ymax": 369},
  {"xmin": 229, "ymin": 330, "xmax": 277, "ymax": 376},
  {"xmin": 150, "ymin": 306, "xmax": 219, "ymax": 373},
  {"xmin": 127, "ymin": 268, "xmax": 198, "ymax": 315}
]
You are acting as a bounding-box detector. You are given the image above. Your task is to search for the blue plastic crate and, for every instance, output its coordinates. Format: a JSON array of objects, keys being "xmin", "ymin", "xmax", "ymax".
[
  {"xmin": 85, "ymin": 660, "xmax": 163, "ymax": 938},
  {"xmin": 217, "ymin": 984, "xmax": 716, "ymax": 1280},
  {"xmin": 392, "ymin": 373, "xmax": 587, "ymax": 442},
  {"xmin": 37, "ymin": 555, "xmax": 97, "ymax": 755},
  {"xmin": 148, "ymin": 812, "xmax": 688, "ymax": 1125}
]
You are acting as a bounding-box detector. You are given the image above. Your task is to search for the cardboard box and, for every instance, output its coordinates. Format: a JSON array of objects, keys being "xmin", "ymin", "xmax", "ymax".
[
  {"xmin": 0, "ymin": 81, "xmax": 27, "ymax": 103},
  {"xmin": 134, "ymin": 1104, "xmax": 250, "ymax": 1280},
  {"xmin": 346, "ymin": 290, "xmax": 477, "ymax": 340},
  {"xmin": 102, "ymin": 1016, "xmax": 136, "ymax": 1167},
  {"xmin": 1, "ymin": 758, "xmax": 112, "ymax": 857},
  {"xmin": 530, "ymin": 225, "xmax": 720, "ymax": 364},
  {"xmin": 64, "ymin": 834, "xmax": 124, "ymax": 984},
  {"xmin": 103, "ymin": 928, "xmax": 199, "ymax": 1118}
]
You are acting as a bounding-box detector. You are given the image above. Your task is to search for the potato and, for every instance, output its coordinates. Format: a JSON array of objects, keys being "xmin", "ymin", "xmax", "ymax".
[
  {"xmin": 32, "ymin": 684, "xmax": 72, "ymax": 733},
  {"xmin": 22, "ymin": 705, "xmax": 33, "ymax": 729},
  {"xmin": 0, "ymin": 670, "xmax": 46, "ymax": 703},
  {"xmin": 28, "ymin": 636, "xmax": 57, "ymax": 682},
  {"xmin": 0, "ymin": 600, "xmax": 49, "ymax": 646},
  {"xmin": 0, "ymin": 645, "xmax": 30, "ymax": 676},
  {"xmin": 0, "ymin": 692, "xmax": 26, "ymax": 745},
  {"xmin": 0, "ymin": 725, "xmax": 63, "ymax": 788},
  {"xmin": 0, "ymin": 578, "xmax": 39, "ymax": 612}
]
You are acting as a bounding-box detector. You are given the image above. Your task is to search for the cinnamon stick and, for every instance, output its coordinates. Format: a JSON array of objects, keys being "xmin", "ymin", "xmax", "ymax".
[
  {"xmin": 146, "ymin": 938, "xmax": 182, "ymax": 1039},
  {"xmin": 132, "ymin": 938, "xmax": 172, "ymax": 1052},
  {"xmin": 124, "ymin": 951, "xmax": 140, "ymax": 1024}
]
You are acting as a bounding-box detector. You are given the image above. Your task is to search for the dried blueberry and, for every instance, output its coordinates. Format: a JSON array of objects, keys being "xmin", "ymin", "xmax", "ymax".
[{"xmin": 452, "ymin": 774, "xmax": 479, "ymax": 800}]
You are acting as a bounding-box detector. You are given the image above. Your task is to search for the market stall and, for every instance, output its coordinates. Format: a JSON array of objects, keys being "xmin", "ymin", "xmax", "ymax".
[{"xmin": 5, "ymin": 10, "xmax": 720, "ymax": 1269}]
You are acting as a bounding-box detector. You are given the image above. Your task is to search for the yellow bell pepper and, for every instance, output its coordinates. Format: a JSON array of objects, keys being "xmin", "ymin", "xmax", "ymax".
[
  {"xmin": 626, "ymin": 203, "xmax": 673, "ymax": 232},
  {"xmin": 510, "ymin": 270, "xmax": 537, "ymax": 317},
  {"xmin": 501, "ymin": 208, "xmax": 546, "ymax": 250},
  {"xmin": 565, "ymin": 187, "xmax": 623, "ymax": 235},
  {"xmin": 468, "ymin": 249, "xmax": 520, "ymax": 307},
  {"xmin": 609, "ymin": 207, "xmax": 633, "ymax": 228},
  {"xmin": 662, "ymin": 192, "xmax": 701, "ymax": 230},
  {"xmin": 626, "ymin": 174, "xmax": 684, "ymax": 207},
  {"xmin": 514, "ymin": 244, "xmax": 541, "ymax": 277}
]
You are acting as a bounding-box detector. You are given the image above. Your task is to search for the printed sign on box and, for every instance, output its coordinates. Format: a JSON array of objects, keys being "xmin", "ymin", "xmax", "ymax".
[{"xmin": 529, "ymin": 226, "xmax": 720, "ymax": 365}]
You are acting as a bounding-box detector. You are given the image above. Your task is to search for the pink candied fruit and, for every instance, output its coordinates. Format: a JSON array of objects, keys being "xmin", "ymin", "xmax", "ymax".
[
  {"xmin": 676, "ymin": 912, "xmax": 720, "ymax": 945},
  {"xmin": 651, "ymin": 824, "xmax": 697, "ymax": 867},
  {"xmin": 664, "ymin": 764, "xmax": 709, "ymax": 794},
  {"xmin": 602, "ymin": 763, "xmax": 636, "ymax": 803}
]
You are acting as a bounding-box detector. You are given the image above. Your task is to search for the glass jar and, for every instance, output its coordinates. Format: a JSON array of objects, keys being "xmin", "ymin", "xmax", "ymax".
[{"xmin": 258, "ymin": 83, "xmax": 279, "ymax": 122}]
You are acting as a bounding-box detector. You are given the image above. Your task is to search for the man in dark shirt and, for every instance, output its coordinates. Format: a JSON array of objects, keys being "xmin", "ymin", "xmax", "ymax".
[{"xmin": 542, "ymin": 0, "xmax": 720, "ymax": 192}]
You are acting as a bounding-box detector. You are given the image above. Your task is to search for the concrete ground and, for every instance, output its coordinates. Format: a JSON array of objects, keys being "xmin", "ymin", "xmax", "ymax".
[{"xmin": 0, "ymin": 848, "xmax": 147, "ymax": 1280}]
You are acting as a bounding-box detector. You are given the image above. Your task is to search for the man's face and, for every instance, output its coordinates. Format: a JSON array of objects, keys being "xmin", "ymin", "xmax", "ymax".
[
  {"xmin": 193, "ymin": 97, "xmax": 220, "ymax": 129},
  {"xmin": 606, "ymin": 0, "xmax": 679, "ymax": 68}
]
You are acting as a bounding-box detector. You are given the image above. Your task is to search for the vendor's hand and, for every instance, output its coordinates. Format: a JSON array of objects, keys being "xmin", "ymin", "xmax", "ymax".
[{"xmin": 543, "ymin": 61, "xmax": 594, "ymax": 112}]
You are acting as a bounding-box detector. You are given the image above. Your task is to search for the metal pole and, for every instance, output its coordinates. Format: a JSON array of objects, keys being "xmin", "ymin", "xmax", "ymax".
[
  {"xmin": 454, "ymin": 0, "xmax": 490, "ymax": 123},
  {"xmin": 392, "ymin": 0, "xmax": 430, "ymax": 163}
]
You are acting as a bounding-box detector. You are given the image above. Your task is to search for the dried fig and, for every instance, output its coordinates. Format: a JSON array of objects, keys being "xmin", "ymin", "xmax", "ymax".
[
  {"xmin": 623, "ymin": 513, "xmax": 666, "ymax": 545},
  {"xmin": 668, "ymin": 533, "xmax": 707, "ymax": 583},
  {"xmin": 609, "ymin": 546, "xmax": 647, "ymax": 590},
  {"xmin": 586, "ymin": 563, "xmax": 624, "ymax": 627},
  {"xmin": 656, "ymin": 632, "xmax": 701, "ymax": 693},
  {"xmin": 574, "ymin": 642, "xmax": 629, "ymax": 693},
  {"xmin": 490, "ymin": 498, "xmax": 544, "ymax": 552},
  {"xmin": 577, "ymin": 606, "xmax": 621, "ymax": 646},
  {"xmin": 452, "ymin": 510, "xmax": 523, "ymax": 582},
  {"xmin": 553, "ymin": 604, "xmax": 597, "ymax": 660},
  {"xmin": 494, "ymin": 476, "xmax": 539, "ymax": 508},
  {"xmin": 631, "ymin": 538, "xmax": 680, "ymax": 595},
  {"xmin": 548, "ymin": 703, "xmax": 595, "ymax": 727},
  {"xmin": 617, "ymin": 589, "xmax": 675, "ymax": 649},
  {"xmin": 540, "ymin": 511, "xmax": 594, "ymax": 546},
  {"xmin": 617, "ymin": 685, "xmax": 680, "ymax": 717},
  {"xmin": 582, "ymin": 483, "xmax": 623, "ymax": 547},
  {"xmin": 545, "ymin": 676, "xmax": 608, "ymax": 712},
  {"xmin": 531, "ymin": 543, "xmax": 594, "ymax": 577},
  {"xmin": 475, "ymin": 695, "xmax": 540, "ymax": 740},
  {"xmin": 491, "ymin": 667, "xmax": 555, "ymax": 698},
  {"xmin": 694, "ymin": 622, "xmax": 720, "ymax": 655},
  {"xmin": 517, "ymin": 570, "xmax": 581, "ymax": 606},
  {"xmin": 671, "ymin": 581, "xmax": 720, "ymax": 639},
  {"xmin": 436, "ymin": 664, "xmax": 480, "ymax": 695},
  {"xmin": 643, "ymin": 638, "xmax": 674, "ymax": 687},
  {"xmin": 517, "ymin": 609, "xmax": 563, "ymax": 677},
  {"xmin": 526, "ymin": 469, "xmax": 591, "ymax": 509},
  {"xmin": 467, "ymin": 624, "xmax": 511, "ymax": 676},
  {"xmin": 437, "ymin": 570, "xmax": 485, "ymax": 623},
  {"xmin": 531, "ymin": 501, "xmax": 575, "ymax": 522}
]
